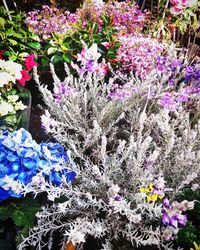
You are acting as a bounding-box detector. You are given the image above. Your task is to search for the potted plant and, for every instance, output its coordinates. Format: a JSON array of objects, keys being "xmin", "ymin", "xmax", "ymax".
[{"xmin": 0, "ymin": 55, "xmax": 37, "ymax": 132}]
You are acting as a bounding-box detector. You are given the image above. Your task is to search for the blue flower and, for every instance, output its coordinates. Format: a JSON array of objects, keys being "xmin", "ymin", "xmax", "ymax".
[{"xmin": 0, "ymin": 128, "xmax": 77, "ymax": 202}]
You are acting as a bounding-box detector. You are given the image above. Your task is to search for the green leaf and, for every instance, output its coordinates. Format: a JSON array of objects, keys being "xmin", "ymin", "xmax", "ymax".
[
  {"xmin": 12, "ymin": 32, "xmax": 24, "ymax": 39},
  {"xmin": 47, "ymin": 47, "xmax": 57, "ymax": 55},
  {"xmin": 51, "ymin": 54, "xmax": 63, "ymax": 64},
  {"xmin": 64, "ymin": 37, "xmax": 72, "ymax": 43},
  {"xmin": 9, "ymin": 53, "xmax": 18, "ymax": 61},
  {"xmin": 7, "ymin": 38, "xmax": 18, "ymax": 45},
  {"xmin": 12, "ymin": 210, "xmax": 27, "ymax": 227},
  {"xmin": 41, "ymin": 57, "xmax": 49, "ymax": 65},
  {"xmin": 103, "ymin": 16, "xmax": 111, "ymax": 25},
  {"xmin": 6, "ymin": 28, "xmax": 14, "ymax": 36},
  {"xmin": 27, "ymin": 42, "xmax": 41, "ymax": 50},
  {"xmin": 62, "ymin": 53, "xmax": 72, "ymax": 63},
  {"xmin": 93, "ymin": 34, "xmax": 101, "ymax": 43},
  {"xmin": 0, "ymin": 17, "xmax": 5, "ymax": 28},
  {"xmin": 92, "ymin": 23, "xmax": 98, "ymax": 33}
]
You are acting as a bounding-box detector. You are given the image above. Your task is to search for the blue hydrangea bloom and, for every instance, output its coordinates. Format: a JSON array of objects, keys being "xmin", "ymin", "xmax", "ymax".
[{"xmin": 0, "ymin": 128, "xmax": 76, "ymax": 202}]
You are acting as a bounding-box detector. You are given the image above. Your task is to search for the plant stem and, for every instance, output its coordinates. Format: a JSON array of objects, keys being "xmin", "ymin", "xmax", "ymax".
[{"xmin": 2, "ymin": 0, "xmax": 12, "ymax": 20}]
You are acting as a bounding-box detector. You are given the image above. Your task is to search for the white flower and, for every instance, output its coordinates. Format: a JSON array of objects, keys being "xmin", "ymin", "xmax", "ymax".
[
  {"xmin": 14, "ymin": 101, "xmax": 26, "ymax": 111},
  {"xmin": 3, "ymin": 60, "xmax": 22, "ymax": 79},
  {"xmin": 65, "ymin": 229, "xmax": 86, "ymax": 245},
  {"xmin": 0, "ymin": 72, "xmax": 16, "ymax": 87},
  {"xmin": 41, "ymin": 110, "xmax": 58, "ymax": 133},
  {"xmin": 1, "ymin": 175, "xmax": 23, "ymax": 194},
  {"xmin": 85, "ymin": 44, "xmax": 101, "ymax": 62},
  {"xmin": 7, "ymin": 95, "xmax": 19, "ymax": 102},
  {"xmin": 92, "ymin": 0, "xmax": 104, "ymax": 7},
  {"xmin": 0, "ymin": 101, "xmax": 14, "ymax": 116}
]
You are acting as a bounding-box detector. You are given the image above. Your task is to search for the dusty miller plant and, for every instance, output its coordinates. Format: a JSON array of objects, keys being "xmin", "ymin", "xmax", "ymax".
[{"xmin": 18, "ymin": 63, "xmax": 200, "ymax": 250}]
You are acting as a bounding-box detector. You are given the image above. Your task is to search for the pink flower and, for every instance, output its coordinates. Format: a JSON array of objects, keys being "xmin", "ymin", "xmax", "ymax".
[
  {"xmin": 170, "ymin": 0, "xmax": 197, "ymax": 15},
  {"xmin": 170, "ymin": 6, "xmax": 183, "ymax": 15},
  {"xmin": 102, "ymin": 42, "xmax": 110, "ymax": 49},
  {"xmin": 17, "ymin": 70, "xmax": 31, "ymax": 86},
  {"xmin": 25, "ymin": 54, "xmax": 37, "ymax": 71}
]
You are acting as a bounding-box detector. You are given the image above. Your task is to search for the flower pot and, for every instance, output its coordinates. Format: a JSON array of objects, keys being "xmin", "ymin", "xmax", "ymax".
[{"xmin": 0, "ymin": 86, "xmax": 31, "ymax": 132}]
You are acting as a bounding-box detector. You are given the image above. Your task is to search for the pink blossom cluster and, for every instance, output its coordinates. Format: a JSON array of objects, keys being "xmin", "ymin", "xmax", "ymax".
[
  {"xmin": 53, "ymin": 83, "xmax": 78, "ymax": 104},
  {"xmin": 18, "ymin": 54, "xmax": 37, "ymax": 86},
  {"xmin": 75, "ymin": 1, "xmax": 104, "ymax": 29},
  {"xmin": 116, "ymin": 35, "xmax": 166, "ymax": 79},
  {"xmin": 72, "ymin": 43, "xmax": 109, "ymax": 77},
  {"xmin": 105, "ymin": 0, "xmax": 147, "ymax": 35},
  {"xmin": 170, "ymin": 0, "xmax": 197, "ymax": 15},
  {"xmin": 160, "ymin": 86, "xmax": 192, "ymax": 111},
  {"xmin": 25, "ymin": 5, "xmax": 78, "ymax": 39},
  {"xmin": 109, "ymin": 83, "xmax": 137, "ymax": 100}
]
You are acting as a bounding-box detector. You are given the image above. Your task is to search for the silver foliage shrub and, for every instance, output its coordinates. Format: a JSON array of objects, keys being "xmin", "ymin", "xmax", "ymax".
[{"xmin": 18, "ymin": 64, "xmax": 200, "ymax": 250}]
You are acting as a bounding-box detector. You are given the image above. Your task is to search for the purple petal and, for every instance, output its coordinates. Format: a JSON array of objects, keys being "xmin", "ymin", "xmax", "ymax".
[
  {"xmin": 163, "ymin": 198, "xmax": 170, "ymax": 208},
  {"xmin": 176, "ymin": 214, "xmax": 187, "ymax": 226},
  {"xmin": 170, "ymin": 216, "xmax": 178, "ymax": 228},
  {"xmin": 162, "ymin": 213, "xmax": 170, "ymax": 225}
]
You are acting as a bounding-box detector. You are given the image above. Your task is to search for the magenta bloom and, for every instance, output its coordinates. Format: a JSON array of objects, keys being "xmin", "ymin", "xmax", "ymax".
[
  {"xmin": 170, "ymin": 0, "xmax": 197, "ymax": 15},
  {"xmin": 17, "ymin": 70, "xmax": 31, "ymax": 86},
  {"xmin": 25, "ymin": 55, "xmax": 37, "ymax": 71}
]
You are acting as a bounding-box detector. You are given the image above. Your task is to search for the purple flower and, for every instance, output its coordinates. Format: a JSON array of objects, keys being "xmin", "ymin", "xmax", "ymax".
[
  {"xmin": 114, "ymin": 195, "xmax": 122, "ymax": 201},
  {"xmin": 176, "ymin": 214, "xmax": 187, "ymax": 226},
  {"xmin": 170, "ymin": 216, "xmax": 178, "ymax": 228},
  {"xmin": 162, "ymin": 213, "xmax": 170, "ymax": 225},
  {"xmin": 163, "ymin": 198, "xmax": 170, "ymax": 208}
]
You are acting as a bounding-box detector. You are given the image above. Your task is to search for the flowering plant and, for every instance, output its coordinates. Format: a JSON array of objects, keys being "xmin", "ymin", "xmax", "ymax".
[
  {"xmin": 0, "ymin": 56, "xmax": 36, "ymax": 130},
  {"xmin": 0, "ymin": 128, "xmax": 76, "ymax": 202},
  {"xmin": 16, "ymin": 61, "xmax": 200, "ymax": 249}
]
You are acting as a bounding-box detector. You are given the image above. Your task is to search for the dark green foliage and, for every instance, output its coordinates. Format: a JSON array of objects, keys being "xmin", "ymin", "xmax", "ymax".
[{"xmin": 176, "ymin": 189, "xmax": 200, "ymax": 249}]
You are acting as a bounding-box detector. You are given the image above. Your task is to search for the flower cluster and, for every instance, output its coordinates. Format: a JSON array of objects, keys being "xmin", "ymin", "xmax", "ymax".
[
  {"xmin": 0, "ymin": 128, "xmax": 76, "ymax": 202},
  {"xmin": 184, "ymin": 62, "xmax": 200, "ymax": 93},
  {"xmin": 170, "ymin": 0, "xmax": 198, "ymax": 15},
  {"xmin": 20, "ymin": 61, "xmax": 200, "ymax": 249},
  {"xmin": 25, "ymin": 5, "xmax": 77, "ymax": 39},
  {"xmin": 116, "ymin": 35, "xmax": 166, "ymax": 79},
  {"xmin": 139, "ymin": 175, "xmax": 165, "ymax": 202},
  {"xmin": 0, "ymin": 55, "xmax": 36, "ymax": 117},
  {"xmin": 105, "ymin": 0, "xmax": 147, "ymax": 35},
  {"xmin": 108, "ymin": 82, "xmax": 137, "ymax": 100},
  {"xmin": 71, "ymin": 43, "xmax": 108, "ymax": 77},
  {"xmin": 162, "ymin": 199, "xmax": 194, "ymax": 240}
]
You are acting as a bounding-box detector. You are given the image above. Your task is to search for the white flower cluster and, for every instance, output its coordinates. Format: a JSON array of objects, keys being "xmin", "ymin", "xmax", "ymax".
[
  {"xmin": 0, "ymin": 94, "xmax": 26, "ymax": 117},
  {"xmin": 0, "ymin": 59, "xmax": 22, "ymax": 87}
]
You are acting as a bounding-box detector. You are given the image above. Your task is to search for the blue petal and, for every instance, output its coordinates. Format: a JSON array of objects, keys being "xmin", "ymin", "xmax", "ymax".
[
  {"xmin": 0, "ymin": 188, "xmax": 9, "ymax": 202},
  {"xmin": 2, "ymin": 137, "xmax": 16, "ymax": 151},
  {"xmin": 49, "ymin": 171, "xmax": 62, "ymax": 186},
  {"xmin": 10, "ymin": 161, "xmax": 21, "ymax": 172},
  {"xmin": 22, "ymin": 157, "xmax": 37, "ymax": 171},
  {"xmin": 7, "ymin": 152, "xmax": 19, "ymax": 162},
  {"xmin": 0, "ymin": 150, "xmax": 7, "ymax": 161},
  {"xmin": 8, "ymin": 189, "xmax": 22, "ymax": 198},
  {"xmin": 17, "ymin": 172, "xmax": 28, "ymax": 184},
  {"xmin": 0, "ymin": 165, "xmax": 11, "ymax": 177},
  {"xmin": 65, "ymin": 171, "xmax": 76, "ymax": 183},
  {"xmin": 17, "ymin": 171, "xmax": 34, "ymax": 184},
  {"xmin": 24, "ymin": 149, "xmax": 39, "ymax": 158},
  {"xmin": 37, "ymin": 159, "xmax": 49, "ymax": 170}
]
